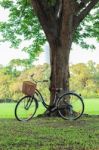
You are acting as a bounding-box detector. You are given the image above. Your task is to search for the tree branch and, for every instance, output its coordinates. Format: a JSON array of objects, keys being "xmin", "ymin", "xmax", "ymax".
[
  {"xmin": 74, "ymin": 0, "xmax": 99, "ymax": 28},
  {"xmin": 75, "ymin": 0, "xmax": 91, "ymax": 14},
  {"xmin": 55, "ymin": 0, "xmax": 63, "ymax": 18},
  {"xmin": 60, "ymin": 0, "xmax": 74, "ymax": 46}
]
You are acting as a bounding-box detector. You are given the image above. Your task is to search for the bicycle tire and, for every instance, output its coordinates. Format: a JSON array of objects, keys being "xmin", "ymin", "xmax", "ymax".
[
  {"xmin": 57, "ymin": 92, "xmax": 84, "ymax": 120},
  {"xmin": 15, "ymin": 96, "xmax": 38, "ymax": 121}
]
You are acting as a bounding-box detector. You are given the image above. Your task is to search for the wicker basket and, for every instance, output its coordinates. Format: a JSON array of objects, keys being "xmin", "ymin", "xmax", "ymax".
[{"xmin": 22, "ymin": 81, "xmax": 36, "ymax": 96}]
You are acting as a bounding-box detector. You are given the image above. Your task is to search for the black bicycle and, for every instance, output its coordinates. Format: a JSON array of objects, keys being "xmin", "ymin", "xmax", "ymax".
[{"xmin": 15, "ymin": 74, "xmax": 84, "ymax": 121}]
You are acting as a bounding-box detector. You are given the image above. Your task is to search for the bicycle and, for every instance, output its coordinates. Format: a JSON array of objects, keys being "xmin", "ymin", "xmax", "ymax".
[{"xmin": 15, "ymin": 74, "xmax": 84, "ymax": 122}]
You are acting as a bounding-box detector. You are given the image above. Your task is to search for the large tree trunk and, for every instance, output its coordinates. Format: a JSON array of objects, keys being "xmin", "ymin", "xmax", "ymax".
[
  {"xmin": 49, "ymin": 39, "xmax": 71, "ymax": 105},
  {"xmin": 31, "ymin": 0, "xmax": 73, "ymax": 115},
  {"xmin": 44, "ymin": 31, "xmax": 72, "ymax": 117},
  {"xmin": 31, "ymin": 0, "xmax": 99, "ymax": 117}
]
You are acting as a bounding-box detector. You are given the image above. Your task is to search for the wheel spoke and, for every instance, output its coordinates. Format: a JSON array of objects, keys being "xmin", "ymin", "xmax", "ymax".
[
  {"xmin": 57, "ymin": 93, "xmax": 84, "ymax": 120},
  {"xmin": 15, "ymin": 96, "xmax": 37, "ymax": 121}
]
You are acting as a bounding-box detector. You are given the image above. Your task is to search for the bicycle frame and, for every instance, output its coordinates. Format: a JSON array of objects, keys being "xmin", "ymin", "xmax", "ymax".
[
  {"xmin": 34, "ymin": 88, "xmax": 62, "ymax": 110},
  {"xmin": 30, "ymin": 74, "xmax": 58, "ymax": 108},
  {"xmin": 34, "ymin": 89, "xmax": 49, "ymax": 109}
]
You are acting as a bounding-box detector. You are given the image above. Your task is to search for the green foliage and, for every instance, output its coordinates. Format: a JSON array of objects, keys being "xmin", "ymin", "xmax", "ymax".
[
  {"xmin": 73, "ymin": 8, "xmax": 99, "ymax": 49},
  {"xmin": 0, "ymin": 61, "xmax": 99, "ymax": 102},
  {"xmin": 86, "ymin": 4, "xmax": 99, "ymax": 42},
  {"xmin": 0, "ymin": 63, "xmax": 50, "ymax": 101},
  {"xmin": 0, "ymin": 0, "xmax": 99, "ymax": 62},
  {"xmin": 70, "ymin": 61, "xmax": 99, "ymax": 98},
  {"xmin": 0, "ymin": 65, "xmax": 21, "ymax": 100},
  {"xmin": 0, "ymin": 0, "xmax": 13, "ymax": 8},
  {"xmin": 9, "ymin": 58, "xmax": 33, "ymax": 69},
  {"xmin": 73, "ymin": 3, "xmax": 99, "ymax": 49},
  {"xmin": 0, "ymin": 0, "xmax": 46, "ymax": 63}
]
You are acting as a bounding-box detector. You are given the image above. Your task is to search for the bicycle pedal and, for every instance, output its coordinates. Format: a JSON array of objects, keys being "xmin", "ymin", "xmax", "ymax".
[{"xmin": 51, "ymin": 107, "xmax": 57, "ymax": 111}]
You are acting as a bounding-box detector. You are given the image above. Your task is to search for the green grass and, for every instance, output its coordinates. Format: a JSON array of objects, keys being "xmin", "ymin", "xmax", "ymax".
[
  {"xmin": 0, "ymin": 98, "xmax": 99, "ymax": 118},
  {"xmin": 83, "ymin": 98, "xmax": 99, "ymax": 115},
  {"xmin": 0, "ymin": 103, "xmax": 15, "ymax": 118},
  {"xmin": 0, "ymin": 99, "xmax": 99, "ymax": 149},
  {"xmin": 0, "ymin": 102, "xmax": 46, "ymax": 118},
  {"xmin": 0, "ymin": 117, "xmax": 99, "ymax": 150}
]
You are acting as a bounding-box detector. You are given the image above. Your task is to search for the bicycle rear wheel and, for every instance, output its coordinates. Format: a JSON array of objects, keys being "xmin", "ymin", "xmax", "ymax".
[
  {"xmin": 15, "ymin": 96, "xmax": 38, "ymax": 121},
  {"xmin": 57, "ymin": 92, "xmax": 84, "ymax": 120}
]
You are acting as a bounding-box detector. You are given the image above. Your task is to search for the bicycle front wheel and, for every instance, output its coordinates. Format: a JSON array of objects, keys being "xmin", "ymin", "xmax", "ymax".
[
  {"xmin": 15, "ymin": 96, "xmax": 38, "ymax": 121},
  {"xmin": 57, "ymin": 92, "xmax": 84, "ymax": 120}
]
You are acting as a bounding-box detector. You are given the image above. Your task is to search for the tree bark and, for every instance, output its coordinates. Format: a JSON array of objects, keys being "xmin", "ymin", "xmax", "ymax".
[
  {"xmin": 31, "ymin": 0, "xmax": 73, "ymax": 107},
  {"xmin": 49, "ymin": 35, "xmax": 72, "ymax": 105},
  {"xmin": 49, "ymin": 0, "xmax": 73, "ymax": 105}
]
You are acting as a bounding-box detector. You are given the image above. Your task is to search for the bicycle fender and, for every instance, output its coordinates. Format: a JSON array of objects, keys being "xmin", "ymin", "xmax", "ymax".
[{"xmin": 34, "ymin": 97, "xmax": 39, "ymax": 109}]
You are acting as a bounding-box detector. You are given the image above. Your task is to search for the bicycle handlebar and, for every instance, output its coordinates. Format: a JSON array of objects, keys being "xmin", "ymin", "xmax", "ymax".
[{"xmin": 30, "ymin": 73, "xmax": 49, "ymax": 83}]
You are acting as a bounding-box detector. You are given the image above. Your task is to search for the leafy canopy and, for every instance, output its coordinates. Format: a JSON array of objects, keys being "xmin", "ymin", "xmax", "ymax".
[{"xmin": 0, "ymin": 0, "xmax": 99, "ymax": 61}]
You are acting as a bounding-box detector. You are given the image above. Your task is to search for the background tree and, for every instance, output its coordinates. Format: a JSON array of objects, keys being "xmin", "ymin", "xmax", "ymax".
[
  {"xmin": 9, "ymin": 58, "xmax": 33, "ymax": 70},
  {"xmin": 0, "ymin": 62, "xmax": 99, "ymax": 102},
  {"xmin": 70, "ymin": 63, "xmax": 90, "ymax": 90},
  {"xmin": 70, "ymin": 61, "xmax": 99, "ymax": 98},
  {"xmin": 0, "ymin": 0, "xmax": 99, "ymax": 105}
]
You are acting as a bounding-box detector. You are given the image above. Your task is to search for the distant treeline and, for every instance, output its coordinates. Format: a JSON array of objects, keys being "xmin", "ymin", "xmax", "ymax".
[
  {"xmin": 70, "ymin": 61, "xmax": 99, "ymax": 98},
  {"xmin": 0, "ymin": 60, "xmax": 99, "ymax": 102},
  {"xmin": 0, "ymin": 99, "xmax": 16, "ymax": 103}
]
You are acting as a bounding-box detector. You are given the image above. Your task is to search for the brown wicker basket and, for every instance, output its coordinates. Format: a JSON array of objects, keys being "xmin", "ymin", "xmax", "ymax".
[{"xmin": 22, "ymin": 81, "xmax": 36, "ymax": 96}]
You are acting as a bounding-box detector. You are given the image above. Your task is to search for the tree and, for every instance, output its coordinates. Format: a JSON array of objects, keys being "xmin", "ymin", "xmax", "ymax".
[
  {"xmin": 70, "ymin": 63, "xmax": 90, "ymax": 89},
  {"xmin": 0, "ymin": 0, "xmax": 99, "ymax": 106},
  {"xmin": 9, "ymin": 58, "xmax": 33, "ymax": 70},
  {"xmin": 70, "ymin": 61, "xmax": 99, "ymax": 98}
]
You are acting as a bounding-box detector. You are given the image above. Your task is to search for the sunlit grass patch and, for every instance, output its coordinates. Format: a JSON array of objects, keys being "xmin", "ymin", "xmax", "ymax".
[{"xmin": 0, "ymin": 98, "xmax": 99, "ymax": 119}]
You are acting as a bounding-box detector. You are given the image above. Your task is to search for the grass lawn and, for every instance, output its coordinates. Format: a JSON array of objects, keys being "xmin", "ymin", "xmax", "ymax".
[
  {"xmin": 0, "ymin": 103, "xmax": 46, "ymax": 118},
  {"xmin": 83, "ymin": 98, "xmax": 99, "ymax": 115},
  {"xmin": 0, "ymin": 98, "xmax": 99, "ymax": 118},
  {"xmin": 0, "ymin": 117, "xmax": 99, "ymax": 150},
  {"xmin": 0, "ymin": 99, "xmax": 99, "ymax": 150}
]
